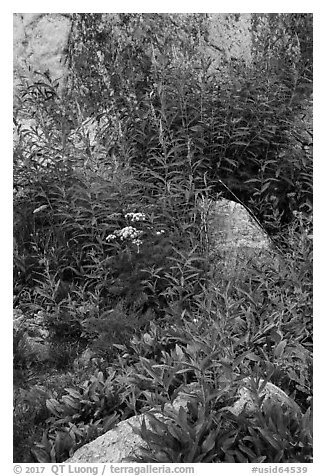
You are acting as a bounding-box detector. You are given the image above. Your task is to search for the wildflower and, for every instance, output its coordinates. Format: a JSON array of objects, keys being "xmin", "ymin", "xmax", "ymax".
[
  {"xmin": 116, "ymin": 226, "xmax": 142, "ymax": 240},
  {"xmin": 156, "ymin": 229, "xmax": 165, "ymax": 236},
  {"xmin": 106, "ymin": 234, "xmax": 116, "ymax": 241},
  {"xmin": 132, "ymin": 238, "xmax": 142, "ymax": 245},
  {"xmin": 125, "ymin": 212, "xmax": 146, "ymax": 222},
  {"xmin": 132, "ymin": 238, "xmax": 142, "ymax": 253}
]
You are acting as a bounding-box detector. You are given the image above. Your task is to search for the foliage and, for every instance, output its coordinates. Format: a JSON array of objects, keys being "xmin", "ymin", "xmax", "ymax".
[
  {"xmin": 14, "ymin": 386, "xmax": 52, "ymax": 462},
  {"xmin": 133, "ymin": 393, "xmax": 312, "ymax": 463},
  {"xmin": 31, "ymin": 248, "xmax": 313, "ymax": 462},
  {"xmin": 31, "ymin": 369, "xmax": 123, "ymax": 462},
  {"xmin": 13, "ymin": 13, "xmax": 312, "ymax": 464},
  {"xmin": 65, "ymin": 14, "xmax": 209, "ymax": 115},
  {"xmin": 62, "ymin": 13, "xmax": 312, "ymax": 234}
]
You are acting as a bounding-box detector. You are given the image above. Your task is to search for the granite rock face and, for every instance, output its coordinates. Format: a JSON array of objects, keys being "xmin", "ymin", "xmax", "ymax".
[
  {"xmin": 200, "ymin": 198, "xmax": 279, "ymax": 278},
  {"xmin": 13, "ymin": 13, "xmax": 254, "ymax": 101},
  {"xmin": 13, "ymin": 13, "xmax": 71, "ymax": 94}
]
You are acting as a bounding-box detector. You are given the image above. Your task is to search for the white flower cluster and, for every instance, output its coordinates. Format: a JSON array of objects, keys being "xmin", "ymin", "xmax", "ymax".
[
  {"xmin": 106, "ymin": 234, "xmax": 116, "ymax": 242},
  {"xmin": 106, "ymin": 226, "xmax": 143, "ymax": 242},
  {"xmin": 125, "ymin": 212, "xmax": 146, "ymax": 222},
  {"xmin": 105, "ymin": 212, "xmax": 163, "ymax": 254},
  {"xmin": 131, "ymin": 239, "xmax": 142, "ymax": 250},
  {"xmin": 106, "ymin": 227, "xmax": 143, "ymax": 252},
  {"xmin": 116, "ymin": 226, "xmax": 143, "ymax": 241}
]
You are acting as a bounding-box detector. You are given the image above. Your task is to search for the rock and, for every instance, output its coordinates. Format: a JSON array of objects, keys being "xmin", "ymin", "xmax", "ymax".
[
  {"xmin": 200, "ymin": 198, "xmax": 279, "ymax": 278},
  {"xmin": 66, "ymin": 386, "xmax": 197, "ymax": 463},
  {"xmin": 13, "ymin": 310, "xmax": 50, "ymax": 363},
  {"xmin": 226, "ymin": 378, "xmax": 301, "ymax": 417},
  {"xmin": 70, "ymin": 115, "xmax": 112, "ymax": 150},
  {"xmin": 14, "ymin": 329, "xmax": 50, "ymax": 363},
  {"xmin": 13, "ymin": 13, "xmax": 71, "ymax": 95},
  {"xmin": 13, "ymin": 309, "xmax": 25, "ymax": 331},
  {"xmin": 66, "ymin": 414, "xmax": 147, "ymax": 463},
  {"xmin": 206, "ymin": 14, "xmax": 252, "ymax": 65},
  {"xmin": 24, "ymin": 335, "xmax": 50, "ymax": 362}
]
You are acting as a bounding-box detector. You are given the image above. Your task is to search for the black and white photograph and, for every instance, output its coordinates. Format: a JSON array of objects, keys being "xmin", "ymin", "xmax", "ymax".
[{"xmin": 12, "ymin": 10, "xmax": 313, "ymax": 469}]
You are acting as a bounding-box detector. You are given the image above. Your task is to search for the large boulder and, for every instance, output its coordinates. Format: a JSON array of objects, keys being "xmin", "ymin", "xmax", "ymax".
[
  {"xmin": 226, "ymin": 378, "xmax": 302, "ymax": 417},
  {"xmin": 200, "ymin": 198, "xmax": 280, "ymax": 278},
  {"xmin": 66, "ymin": 414, "xmax": 148, "ymax": 463}
]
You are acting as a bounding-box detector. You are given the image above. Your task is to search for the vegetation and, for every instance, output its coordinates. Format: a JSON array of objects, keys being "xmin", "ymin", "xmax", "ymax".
[{"xmin": 13, "ymin": 13, "xmax": 312, "ymax": 463}]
